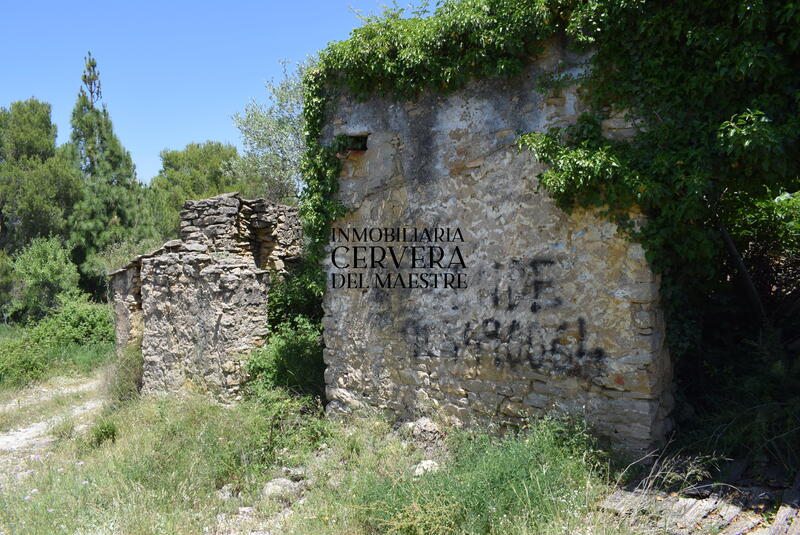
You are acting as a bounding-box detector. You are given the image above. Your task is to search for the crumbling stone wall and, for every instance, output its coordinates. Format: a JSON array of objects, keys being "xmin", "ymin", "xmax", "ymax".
[
  {"xmin": 109, "ymin": 193, "xmax": 302, "ymax": 399},
  {"xmin": 109, "ymin": 260, "xmax": 143, "ymax": 350},
  {"xmin": 320, "ymin": 41, "xmax": 673, "ymax": 453}
]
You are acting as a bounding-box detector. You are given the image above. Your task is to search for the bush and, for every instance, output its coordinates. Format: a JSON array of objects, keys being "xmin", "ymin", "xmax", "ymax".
[
  {"xmin": 89, "ymin": 418, "xmax": 118, "ymax": 447},
  {"xmin": 288, "ymin": 416, "xmax": 609, "ymax": 535},
  {"xmin": 0, "ymin": 335, "xmax": 45, "ymax": 386},
  {"xmin": 0, "ymin": 250, "xmax": 16, "ymax": 321},
  {"xmin": 267, "ymin": 258, "xmax": 324, "ymax": 327},
  {"xmin": 246, "ymin": 315, "xmax": 325, "ymax": 397},
  {"xmin": 95, "ymin": 236, "xmax": 166, "ymax": 275},
  {"xmin": 0, "ymin": 292, "xmax": 113, "ymax": 387},
  {"xmin": 8, "ymin": 237, "xmax": 80, "ymax": 321},
  {"xmin": 29, "ymin": 291, "xmax": 114, "ymax": 347}
]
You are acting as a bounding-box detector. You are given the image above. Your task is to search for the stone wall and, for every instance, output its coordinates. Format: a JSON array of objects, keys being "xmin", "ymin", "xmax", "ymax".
[
  {"xmin": 320, "ymin": 40, "xmax": 673, "ymax": 453},
  {"xmin": 109, "ymin": 193, "xmax": 302, "ymax": 399}
]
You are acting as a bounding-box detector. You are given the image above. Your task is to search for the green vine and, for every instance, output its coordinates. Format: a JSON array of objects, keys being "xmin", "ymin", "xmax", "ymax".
[
  {"xmin": 292, "ymin": 0, "xmax": 800, "ymax": 469},
  {"xmin": 519, "ymin": 0, "xmax": 800, "ymax": 357},
  {"xmin": 298, "ymin": 0, "xmax": 573, "ymax": 294},
  {"xmin": 299, "ymin": 0, "xmax": 800, "ymax": 361}
]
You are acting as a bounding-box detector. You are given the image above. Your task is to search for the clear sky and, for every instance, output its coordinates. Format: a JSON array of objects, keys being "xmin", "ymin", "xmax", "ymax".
[{"xmin": 0, "ymin": 0, "xmax": 383, "ymax": 182}]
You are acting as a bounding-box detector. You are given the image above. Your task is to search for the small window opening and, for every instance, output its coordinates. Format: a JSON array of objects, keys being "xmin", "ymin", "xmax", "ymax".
[{"xmin": 345, "ymin": 135, "xmax": 369, "ymax": 151}]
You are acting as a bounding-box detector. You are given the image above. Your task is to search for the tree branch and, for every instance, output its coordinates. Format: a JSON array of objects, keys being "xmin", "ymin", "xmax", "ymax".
[{"xmin": 718, "ymin": 223, "xmax": 769, "ymax": 327}]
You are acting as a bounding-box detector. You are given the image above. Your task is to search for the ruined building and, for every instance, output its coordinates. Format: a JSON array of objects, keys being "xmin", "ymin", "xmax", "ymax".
[
  {"xmin": 110, "ymin": 42, "xmax": 673, "ymax": 453},
  {"xmin": 319, "ymin": 40, "xmax": 673, "ymax": 453},
  {"xmin": 109, "ymin": 193, "xmax": 302, "ymax": 399}
]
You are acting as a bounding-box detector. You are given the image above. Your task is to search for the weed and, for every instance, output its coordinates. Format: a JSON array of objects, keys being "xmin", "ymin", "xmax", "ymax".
[
  {"xmin": 0, "ymin": 294, "xmax": 113, "ymax": 388},
  {"xmin": 89, "ymin": 418, "xmax": 117, "ymax": 447},
  {"xmin": 286, "ymin": 415, "xmax": 614, "ymax": 535},
  {"xmin": 246, "ymin": 316, "xmax": 324, "ymax": 397},
  {"xmin": 0, "ymin": 391, "xmax": 330, "ymax": 535},
  {"xmin": 103, "ymin": 337, "xmax": 144, "ymax": 410}
]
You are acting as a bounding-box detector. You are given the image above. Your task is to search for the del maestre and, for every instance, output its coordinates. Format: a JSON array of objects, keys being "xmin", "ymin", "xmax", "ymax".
[{"xmin": 331, "ymin": 271, "xmax": 467, "ymax": 289}]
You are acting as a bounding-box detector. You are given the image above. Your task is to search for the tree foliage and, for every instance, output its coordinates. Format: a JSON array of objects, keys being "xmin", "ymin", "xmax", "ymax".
[
  {"xmin": 228, "ymin": 61, "xmax": 307, "ymax": 203},
  {"xmin": 7, "ymin": 237, "xmax": 80, "ymax": 322},
  {"xmin": 0, "ymin": 98, "xmax": 56, "ymax": 162},
  {"xmin": 518, "ymin": 0, "xmax": 800, "ymax": 354},
  {"xmin": 67, "ymin": 53, "xmax": 150, "ymax": 293},
  {"xmin": 148, "ymin": 141, "xmax": 239, "ymax": 238},
  {"xmin": 0, "ymin": 100, "xmax": 82, "ymax": 251}
]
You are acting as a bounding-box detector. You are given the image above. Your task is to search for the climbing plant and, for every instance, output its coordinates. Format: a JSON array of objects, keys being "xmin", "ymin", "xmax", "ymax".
[
  {"xmin": 294, "ymin": 0, "xmax": 800, "ymax": 463},
  {"xmin": 299, "ymin": 0, "xmax": 800, "ymax": 355},
  {"xmin": 298, "ymin": 0, "xmax": 573, "ymax": 297},
  {"xmin": 520, "ymin": 0, "xmax": 800, "ymax": 355}
]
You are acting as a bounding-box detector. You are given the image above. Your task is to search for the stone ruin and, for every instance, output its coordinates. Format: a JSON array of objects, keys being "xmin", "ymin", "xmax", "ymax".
[
  {"xmin": 319, "ymin": 40, "xmax": 673, "ymax": 453},
  {"xmin": 109, "ymin": 193, "xmax": 302, "ymax": 399},
  {"xmin": 109, "ymin": 41, "xmax": 674, "ymax": 454}
]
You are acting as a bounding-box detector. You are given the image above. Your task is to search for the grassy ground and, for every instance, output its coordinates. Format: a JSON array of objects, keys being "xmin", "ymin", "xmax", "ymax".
[
  {"xmin": 1, "ymin": 321, "xmax": 776, "ymax": 535},
  {"xmin": 0, "ymin": 381, "xmax": 635, "ymax": 535},
  {"xmin": 0, "ymin": 324, "xmax": 639, "ymax": 535},
  {"xmin": 282, "ymin": 416, "xmax": 629, "ymax": 535},
  {"xmin": 0, "ymin": 389, "xmax": 328, "ymax": 535},
  {"xmin": 0, "ymin": 339, "xmax": 113, "ymax": 390}
]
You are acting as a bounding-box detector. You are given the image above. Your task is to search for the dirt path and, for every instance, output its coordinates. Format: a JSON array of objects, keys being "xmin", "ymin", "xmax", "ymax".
[{"xmin": 0, "ymin": 373, "xmax": 104, "ymax": 488}]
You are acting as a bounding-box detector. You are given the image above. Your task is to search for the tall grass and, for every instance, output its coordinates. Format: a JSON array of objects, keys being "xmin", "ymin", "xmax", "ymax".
[
  {"xmin": 0, "ymin": 323, "xmax": 22, "ymax": 342},
  {"xmin": 0, "ymin": 380, "xmax": 628, "ymax": 535},
  {"xmin": 286, "ymin": 416, "xmax": 615, "ymax": 535}
]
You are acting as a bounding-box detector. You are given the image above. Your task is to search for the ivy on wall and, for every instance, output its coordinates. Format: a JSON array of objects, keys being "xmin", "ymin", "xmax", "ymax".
[
  {"xmin": 298, "ymin": 0, "xmax": 800, "ymax": 360},
  {"xmin": 520, "ymin": 0, "xmax": 800, "ymax": 355},
  {"xmin": 298, "ymin": 0, "xmax": 571, "ymax": 296}
]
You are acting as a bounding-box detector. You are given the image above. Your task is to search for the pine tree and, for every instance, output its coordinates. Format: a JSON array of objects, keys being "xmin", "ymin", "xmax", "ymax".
[{"xmin": 68, "ymin": 53, "xmax": 149, "ymax": 294}]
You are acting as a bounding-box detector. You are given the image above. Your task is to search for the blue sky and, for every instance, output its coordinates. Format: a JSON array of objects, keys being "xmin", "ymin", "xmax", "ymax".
[{"xmin": 0, "ymin": 0, "xmax": 384, "ymax": 182}]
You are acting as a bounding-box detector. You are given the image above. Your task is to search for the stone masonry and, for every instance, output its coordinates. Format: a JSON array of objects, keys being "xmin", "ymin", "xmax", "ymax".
[
  {"xmin": 320, "ymin": 39, "xmax": 673, "ymax": 453},
  {"xmin": 109, "ymin": 193, "xmax": 302, "ymax": 399}
]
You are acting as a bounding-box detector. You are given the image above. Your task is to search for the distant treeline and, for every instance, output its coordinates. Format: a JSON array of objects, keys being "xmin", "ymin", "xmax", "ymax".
[{"xmin": 0, "ymin": 54, "xmax": 305, "ymax": 319}]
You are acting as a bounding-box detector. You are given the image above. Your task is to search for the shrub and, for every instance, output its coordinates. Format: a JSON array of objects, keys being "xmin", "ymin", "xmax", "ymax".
[
  {"xmin": 246, "ymin": 315, "xmax": 325, "ymax": 397},
  {"xmin": 104, "ymin": 337, "xmax": 144, "ymax": 410},
  {"xmin": 89, "ymin": 418, "xmax": 118, "ymax": 447},
  {"xmin": 95, "ymin": 236, "xmax": 166, "ymax": 275},
  {"xmin": 0, "ymin": 292, "xmax": 113, "ymax": 387},
  {"xmin": 8, "ymin": 237, "xmax": 80, "ymax": 321},
  {"xmin": 0, "ymin": 250, "xmax": 16, "ymax": 321},
  {"xmin": 28, "ymin": 291, "xmax": 114, "ymax": 347},
  {"xmin": 0, "ymin": 335, "xmax": 45, "ymax": 386},
  {"xmin": 267, "ymin": 259, "xmax": 324, "ymax": 327}
]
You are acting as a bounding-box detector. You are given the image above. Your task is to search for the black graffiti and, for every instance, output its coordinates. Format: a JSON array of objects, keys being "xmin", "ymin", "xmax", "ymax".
[
  {"xmin": 457, "ymin": 316, "xmax": 607, "ymax": 375},
  {"xmin": 491, "ymin": 258, "xmax": 562, "ymax": 313},
  {"xmin": 399, "ymin": 257, "xmax": 609, "ymax": 379},
  {"xmin": 480, "ymin": 258, "xmax": 607, "ymax": 376}
]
